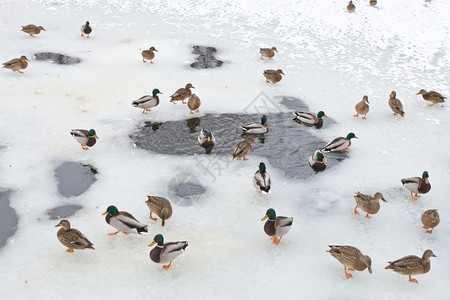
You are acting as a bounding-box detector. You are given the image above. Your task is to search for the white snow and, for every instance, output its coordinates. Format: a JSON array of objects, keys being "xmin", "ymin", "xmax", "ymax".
[{"xmin": 1, "ymin": 0, "xmax": 449, "ymax": 298}]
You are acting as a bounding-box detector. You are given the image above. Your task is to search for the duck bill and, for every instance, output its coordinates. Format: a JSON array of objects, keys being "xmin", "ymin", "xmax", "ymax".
[
  {"xmin": 261, "ymin": 215, "xmax": 268, "ymax": 221},
  {"xmin": 323, "ymin": 159, "xmax": 327, "ymax": 164},
  {"xmin": 94, "ymin": 134, "xmax": 99, "ymax": 139},
  {"xmin": 207, "ymin": 137, "xmax": 211, "ymax": 141},
  {"xmin": 159, "ymin": 92, "xmax": 163, "ymax": 94},
  {"xmin": 324, "ymin": 115, "xmax": 328, "ymax": 118},
  {"xmin": 54, "ymin": 224, "xmax": 60, "ymax": 227},
  {"xmin": 148, "ymin": 240, "xmax": 156, "ymax": 247},
  {"xmin": 368, "ymin": 266, "xmax": 372, "ymax": 274},
  {"xmin": 354, "ymin": 136, "xmax": 359, "ymax": 139},
  {"xmin": 102, "ymin": 211, "xmax": 108, "ymax": 215},
  {"xmin": 382, "ymin": 198, "xmax": 387, "ymax": 202},
  {"xmin": 425, "ymin": 178, "xmax": 429, "ymax": 184}
]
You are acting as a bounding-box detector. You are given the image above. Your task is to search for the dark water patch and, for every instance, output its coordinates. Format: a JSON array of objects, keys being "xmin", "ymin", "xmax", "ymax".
[
  {"xmin": 0, "ymin": 190, "xmax": 18, "ymax": 249},
  {"xmin": 34, "ymin": 52, "xmax": 81, "ymax": 65},
  {"xmin": 190, "ymin": 46, "xmax": 223, "ymax": 69},
  {"xmin": 55, "ymin": 162, "xmax": 97, "ymax": 197},
  {"xmin": 131, "ymin": 97, "xmax": 345, "ymax": 179},
  {"xmin": 167, "ymin": 173, "xmax": 206, "ymax": 207},
  {"xmin": 47, "ymin": 204, "xmax": 83, "ymax": 220}
]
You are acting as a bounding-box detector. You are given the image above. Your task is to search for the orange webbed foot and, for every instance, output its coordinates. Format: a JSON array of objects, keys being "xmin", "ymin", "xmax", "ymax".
[
  {"xmin": 362, "ymin": 116, "xmax": 367, "ymax": 120},
  {"xmin": 149, "ymin": 212, "xmax": 158, "ymax": 221},
  {"xmin": 410, "ymin": 192, "xmax": 418, "ymax": 200},
  {"xmin": 426, "ymin": 228, "xmax": 434, "ymax": 234},
  {"xmin": 195, "ymin": 109, "xmax": 200, "ymax": 113},
  {"xmin": 81, "ymin": 145, "xmax": 89, "ymax": 150},
  {"xmin": 66, "ymin": 248, "xmax": 74, "ymax": 253},
  {"xmin": 108, "ymin": 231, "xmax": 119, "ymax": 236},
  {"xmin": 141, "ymin": 109, "xmax": 148, "ymax": 114},
  {"xmin": 409, "ymin": 276, "xmax": 418, "ymax": 283},
  {"xmin": 428, "ymin": 103, "xmax": 435, "ymax": 107},
  {"xmin": 365, "ymin": 213, "xmax": 372, "ymax": 219},
  {"xmin": 243, "ymin": 157, "xmax": 249, "ymax": 161},
  {"xmin": 162, "ymin": 261, "xmax": 172, "ymax": 270},
  {"xmin": 345, "ymin": 267, "xmax": 353, "ymax": 279},
  {"xmin": 190, "ymin": 111, "xmax": 194, "ymax": 114},
  {"xmin": 123, "ymin": 232, "xmax": 129, "ymax": 235},
  {"xmin": 353, "ymin": 206, "xmax": 359, "ymax": 215},
  {"xmin": 353, "ymin": 114, "xmax": 358, "ymax": 117},
  {"xmin": 415, "ymin": 193, "xmax": 421, "ymax": 198}
]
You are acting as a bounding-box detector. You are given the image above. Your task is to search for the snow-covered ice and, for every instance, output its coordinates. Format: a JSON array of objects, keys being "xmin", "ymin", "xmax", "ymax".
[{"xmin": 1, "ymin": 0, "xmax": 449, "ymax": 298}]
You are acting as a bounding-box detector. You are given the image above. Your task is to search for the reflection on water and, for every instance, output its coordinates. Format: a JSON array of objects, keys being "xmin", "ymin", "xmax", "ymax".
[{"xmin": 55, "ymin": 162, "xmax": 97, "ymax": 197}]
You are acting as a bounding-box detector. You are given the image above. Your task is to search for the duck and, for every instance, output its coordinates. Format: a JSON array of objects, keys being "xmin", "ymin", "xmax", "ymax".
[
  {"xmin": 327, "ymin": 245, "xmax": 372, "ymax": 279},
  {"xmin": 401, "ymin": 171, "xmax": 431, "ymax": 200},
  {"xmin": 370, "ymin": 0, "xmax": 377, "ymax": 6},
  {"xmin": 260, "ymin": 47, "xmax": 278, "ymax": 60},
  {"xmin": 81, "ymin": 21, "xmax": 92, "ymax": 38},
  {"xmin": 70, "ymin": 129, "xmax": 98, "ymax": 150},
  {"xmin": 187, "ymin": 93, "xmax": 201, "ymax": 114},
  {"xmin": 417, "ymin": 89, "xmax": 446, "ymax": 106},
  {"xmin": 353, "ymin": 192, "xmax": 386, "ymax": 218},
  {"xmin": 385, "ymin": 250, "xmax": 436, "ymax": 283},
  {"xmin": 308, "ymin": 150, "xmax": 327, "ymax": 172},
  {"xmin": 102, "ymin": 205, "xmax": 148, "ymax": 235},
  {"xmin": 388, "ymin": 91, "xmax": 405, "ymax": 117},
  {"xmin": 347, "ymin": 1, "xmax": 355, "ymax": 12},
  {"xmin": 232, "ymin": 136, "xmax": 255, "ymax": 160},
  {"xmin": 197, "ymin": 129, "xmax": 216, "ymax": 148},
  {"xmin": 21, "ymin": 24, "xmax": 45, "ymax": 37},
  {"xmin": 322, "ymin": 132, "xmax": 358, "ymax": 152},
  {"xmin": 145, "ymin": 196, "xmax": 173, "ymax": 227},
  {"xmin": 132, "ymin": 88, "xmax": 162, "ymax": 114},
  {"xmin": 2, "ymin": 56, "xmax": 29, "ymax": 74},
  {"xmin": 293, "ymin": 111, "xmax": 327, "ymax": 127},
  {"xmin": 263, "ymin": 69, "xmax": 285, "ymax": 83},
  {"xmin": 354, "ymin": 95, "xmax": 370, "ymax": 119},
  {"xmin": 170, "ymin": 83, "xmax": 195, "ymax": 104},
  {"xmin": 149, "ymin": 234, "xmax": 188, "ymax": 270},
  {"xmin": 55, "ymin": 219, "xmax": 94, "ymax": 253},
  {"xmin": 253, "ymin": 162, "xmax": 271, "ymax": 194},
  {"xmin": 241, "ymin": 115, "xmax": 268, "ymax": 134},
  {"xmin": 421, "ymin": 209, "xmax": 440, "ymax": 234},
  {"xmin": 261, "ymin": 208, "xmax": 293, "ymax": 245},
  {"xmin": 141, "ymin": 46, "xmax": 157, "ymax": 63}
]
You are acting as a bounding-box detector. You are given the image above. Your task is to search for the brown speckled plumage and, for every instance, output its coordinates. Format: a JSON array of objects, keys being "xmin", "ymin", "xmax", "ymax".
[
  {"xmin": 421, "ymin": 209, "xmax": 440, "ymax": 233},
  {"xmin": 385, "ymin": 250, "xmax": 436, "ymax": 283},
  {"xmin": 327, "ymin": 245, "xmax": 372, "ymax": 278},
  {"xmin": 145, "ymin": 196, "xmax": 173, "ymax": 227},
  {"xmin": 55, "ymin": 220, "xmax": 94, "ymax": 252}
]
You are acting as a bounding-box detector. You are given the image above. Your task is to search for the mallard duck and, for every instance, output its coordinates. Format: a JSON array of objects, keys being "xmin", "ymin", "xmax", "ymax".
[
  {"xmin": 55, "ymin": 219, "xmax": 94, "ymax": 252},
  {"xmin": 261, "ymin": 208, "xmax": 293, "ymax": 245},
  {"xmin": 354, "ymin": 96, "xmax": 370, "ymax": 119},
  {"xmin": 385, "ymin": 250, "xmax": 436, "ymax": 283},
  {"xmin": 2, "ymin": 56, "xmax": 29, "ymax": 74},
  {"xmin": 327, "ymin": 245, "xmax": 372, "ymax": 279},
  {"xmin": 353, "ymin": 192, "xmax": 386, "ymax": 218},
  {"xmin": 401, "ymin": 171, "xmax": 431, "ymax": 200},
  {"xmin": 260, "ymin": 47, "xmax": 278, "ymax": 60},
  {"xmin": 170, "ymin": 83, "xmax": 194, "ymax": 104},
  {"xmin": 81, "ymin": 21, "xmax": 92, "ymax": 38},
  {"xmin": 389, "ymin": 91, "xmax": 405, "ymax": 117},
  {"xmin": 187, "ymin": 93, "xmax": 201, "ymax": 114},
  {"xmin": 263, "ymin": 69, "xmax": 285, "ymax": 83},
  {"xmin": 253, "ymin": 162, "xmax": 271, "ymax": 194},
  {"xmin": 293, "ymin": 111, "xmax": 327, "ymax": 127},
  {"xmin": 70, "ymin": 129, "xmax": 98, "ymax": 150},
  {"xmin": 21, "ymin": 24, "xmax": 45, "ymax": 37},
  {"xmin": 417, "ymin": 89, "xmax": 446, "ymax": 106},
  {"xmin": 308, "ymin": 150, "xmax": 327, "ymax": 172},
  {"xmin": 145, "ymin": 196, "xmax": 173, "ymax": 227},
  {"xmin": 241, "ymin": 115, "xmax": 268, "ymax": 134},
  {"xmin": 197, "ymin": 129, "xmax": 216, "ymax": 148},
  {"xmin": 347, "ymin": 1, "xmax": 355, "ymax": 12},
  {"xmin": 322, "ymin": 132, "xmax": 358, "ymax": 152},
  {"xmin": 132, "ymin": 88, "xmax": 162, "ymax": 114},
  {"xmin": 149, "ymin": 234, "xmax": 188, "ymax": 270},
  {"xmin": 370, "ymin": 0, "xmax": 377, "ymax": 6},
  {"xmin": 421, "ymin": 209, "xmax": 440, "ymax": 233},
  {"xmin": 141, "ymin": 46, "xmax": 157, "ymax": 63},
  {"xmin": 232, "ymin": 136, "xmax": 255, "ymax": 160},
  {"xmin": 102, "ymin": 205, "xmax": 148, "ymax": 235}
]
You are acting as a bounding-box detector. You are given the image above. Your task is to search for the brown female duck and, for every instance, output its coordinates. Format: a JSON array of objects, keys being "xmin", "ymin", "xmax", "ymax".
[
  {"xmin": 21, "ymin": 24, "xmax": 45, "ymax": 37},
  {"xmin": 327, "ymin": 245, "xmax": 372, "ymax": 279},
  {"xmin": 259, "ymin": 47, "xmax": 278, "ymax": 60},
  {"xmin": 187, "ymin": 93, "xmax": 201, "ymax": 114},
  {"xmin": 3, "ymin": 56, "xmax": 29, "ymax": 74},
  {"xmin": 354, "ymin": 95, "xmax": 370, "ymax": 119},
  {"xmin": 263, "ymin": 69, "xmax": 285, "ymax": 83},
  {"xmin": 142, "ymin": 46, "xmax": 157, "ymax": 63},
  {"xmin": 353, "ymin": 192, "xmax": 386, "ymax": 218},
  {"xmin": 421, "ymin": 209, "xmax": 440, "ymax": 233},
  {"xmin": 170, "ymin": 83, "xmax": 195, "ymax": 104},
  {"xmin": 417, "ymin": 89, "xmax": 446, "ymax": 106},
  {"xmin": 55, "ymin": 219, "xmax": 94, "ymax": 253},
  {"xmin": 388, "ymin": 91, "xmax": 405, "ymax": 117},
  {"xmin": 385, "ymin": 250, "xmax": 436, "ymax": 283},
  {"xmin": 232, "ymin": 136, "xmax": 255, "ymax": 160},
  {"xmin": 145, "ymin": 196, "xmax": 173, "ymax": 227}
]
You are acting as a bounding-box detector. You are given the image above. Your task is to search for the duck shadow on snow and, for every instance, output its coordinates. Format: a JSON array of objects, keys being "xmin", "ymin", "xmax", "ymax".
[{"xmin": 131, "ymin": 96, "xmax": 348, "ymax": 179}]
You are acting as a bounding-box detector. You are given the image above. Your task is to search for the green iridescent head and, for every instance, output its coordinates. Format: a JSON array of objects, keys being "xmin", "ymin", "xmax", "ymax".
[
  {"xmin": 152, "ymin": 88, "xmax": 162, "ymax": 96},
  {"xmin": 259, "ymin": 162, "xmax": 266, "ymax": 173},
  {"xmin": 104, "ymin": 205, "xmax": 119, "ymax": 216},
  {"xmin": 317, "ymin": 152, "xmax": 326, "ymax": 162},
  {"xmin": 206, "ymin": 131, "xmax": 212, "ymax": 139},
  {"xmin": 264, "ymin": 208, "xmax": 276, "ymax": 220},
  {"xmin": 317, "ymin": 111, "xmax": 327, "ymax": 118},
  {"xmin": 346, "ymin": 132, "xmax": 357, "ymax": 140},
  {"xmin": 153, "ymin": 234, "xmax": 164, "ymax": 246},
  {"xmin": 85, "ymin": 21, "xmax": 90, "ymax": 26},
  {"xmin": 261, "ymin": 115, "xmax": 267, "ymax": 125},
  {"xmin": 422, "ymin": 171, "xmax": 429, "ymax": 179},
  {"xmin": 88, "ymin": 129, "xmax": 96, "ymax": 137}
]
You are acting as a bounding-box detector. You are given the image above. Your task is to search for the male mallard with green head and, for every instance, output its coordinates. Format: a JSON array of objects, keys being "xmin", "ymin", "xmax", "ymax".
[
  {"xmin": 55, "ymin": 219, "xmax": 94, "ymax": 252},
  {"xmin": 3, "ymin": 56, "xmax": 29, "ymax": 74},
  {"xmin": 385, "ymin": 250, "xmax": 436, "ymax": 283},
  {"xmin": 21, "ymin": 24, "xmax": 45, "ymax": 37},
  {"xmin": 241, "ymin": 115, "xmax": 268, "ymax": 134},
  {"xmin": 149, "ymin": 234, "xmax": 188, "ymax": 270},
  {"xmin": 197, "ymin": 129, "xmax": 216, "ymax": 148},
  {"xmin": 70, "ymin": 129, "xmax": 98, "ymax": 150},
  {"xmin": 232, "ymin": 136, "xmax": 255, "ymax": 161},
  {"xmin": 170, "ymin": 83, "xmax": 195, "ymax": 104},
  {"xmin": 132, "ymin": 88, "xmax": 162, "ymax": 114},
  {"xmin": 102, "ymin": 205, "xmax": 148, "ymax": 235},
  {"xmin": 253, "ymin": 162, "xmax": 271, "ymax": 194},
  {"xmin": 353, "ymin": 192, "xmax": 386, "ymax": 218},
  {"xmin": 322, "ymin": 132, "xmax": 358, "ymax": 152},
  {"xmin": 259, "ymin": 47, "xmax": 278, "ymax": 60},
  {"xmin": 401, "ymin": 171, "xmax": 431, "ymax": 200},
  {"xmin": 417, "ymin": 89, "xmax": 446, "ymax": 106},
  {"xmin": 421, "ymin": 209, "xmax": 439, "ymax": 234},
  {"xmin": 354, "ymin": 96, "xmax": 370, "ymax": 119},
  {"xmin": 187, "ymin": 93, "xmax": 201, "ymax": 114},
  {"xmin": 293, "ymin": 111, "xmax": 327, "ymax": 127},
  {"xmin": 389, "ymin": 91, "xmax": 405, "ymax": 117},
  {"xmin": 327, "ymin": 245, "xmax": 372, "ymax": 279},
  {"xmin": 308, "ymin": 150, "xmax": 327, "ymax": 172},
  {"xmin": 145, "ymin": 196, "xmax": 173, "ymax": 227},
  {"xmin": 81, "ymin": 21, "xmax": 92, "ymax": 38},
  {"xmin": 261, "ymin": 208, "xmax": 293, "ymax": 245},
  {"xmin": 142, "ymin": 46, "xmax": 158, "ymax": 63},
  {"xmin": 263, "ymin": 69, "xmax": 285, "ymax": 83}
]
